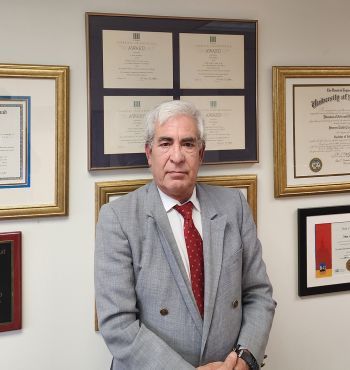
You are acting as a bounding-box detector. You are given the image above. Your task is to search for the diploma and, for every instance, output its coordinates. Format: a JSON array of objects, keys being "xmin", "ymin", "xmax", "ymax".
[
  {"xmin": 181, "ymin": 96, "xmax": 245, "ymax": 151},
  {"xmin": 331, "ymin": 222, "xmax": 350, "ymax": 276},
  {"xmin": 293, "ymin": 85, "xmax": 350, "ymax": 178},
  {"xmin": 179, "ymin": 33, "xmax": 244, "ymax": 89},
  {"xmin": 0, "ymin": 98, "xmax": 28, "ymax": 187},
  {"xmin": 102, "ymin": 30, "xmax": 173, "ymax": 89},
  {"xmin": 103, "ymin": 96, "xmax": 171, "ymax": 154}
]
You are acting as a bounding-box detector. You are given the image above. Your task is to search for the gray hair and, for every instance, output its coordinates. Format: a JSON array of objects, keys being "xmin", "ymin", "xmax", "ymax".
[{"xmin": 144, "ymin": 100, "xmax": 206, "ymax": 147}]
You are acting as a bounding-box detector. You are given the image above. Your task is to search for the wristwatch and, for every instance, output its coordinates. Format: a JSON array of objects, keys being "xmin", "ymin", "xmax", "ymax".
[{"xmin": 233, "ymin": 345, "xmax": 259, "ymax": 370}]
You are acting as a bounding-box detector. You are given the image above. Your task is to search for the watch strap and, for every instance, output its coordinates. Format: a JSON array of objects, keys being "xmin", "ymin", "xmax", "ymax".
[{"xmin": 233, "ymin": 345, "xmax": 259, "ymax": 370}]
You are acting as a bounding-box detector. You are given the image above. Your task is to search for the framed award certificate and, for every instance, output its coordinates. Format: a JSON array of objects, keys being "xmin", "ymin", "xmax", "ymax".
[
  {"xmin": 0, "ymin": 64, "xmax": 69, "ymax": 219},
  {"xmin": 298, "ymin": 205, "xmax": 350, "ymax": 296},
  {"xmin": 0, "ymin": 232, "xmax": 21, "ymax": 332},
  {"xmin": 273, "ymin": 66, "xmax": 350, "ymax": 197},
  {"xmin": 86, "ymin": 13, "xmax": 258, "ymax": 169}
]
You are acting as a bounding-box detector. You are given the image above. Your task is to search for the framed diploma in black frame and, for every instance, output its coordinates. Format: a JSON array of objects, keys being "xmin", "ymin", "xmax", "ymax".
[
  {"xmin": 86, "ymin": 13, "xmax": 258, "ymax": 170},
  {"xmin": 298, "ymin": 205, "xmax": 350, "ymax": 296},
  {"xmin": 0, "ymin": 232, "xmax": 21, "ymax": 332},
  {"xmin": 273, "ymin": 66, "xmax": 350, "ymax": 197}
]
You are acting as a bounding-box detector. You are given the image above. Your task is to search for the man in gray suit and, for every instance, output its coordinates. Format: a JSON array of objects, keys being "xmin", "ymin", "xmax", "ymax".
[{"xmin": 95, "ymin": 100, "xmax": 276, "ymax": 370}]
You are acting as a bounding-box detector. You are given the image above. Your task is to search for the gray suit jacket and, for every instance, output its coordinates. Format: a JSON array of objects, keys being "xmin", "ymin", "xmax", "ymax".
[{"xmin": 95, "ymin": 181, "xmax": 276, "ymax": 369}]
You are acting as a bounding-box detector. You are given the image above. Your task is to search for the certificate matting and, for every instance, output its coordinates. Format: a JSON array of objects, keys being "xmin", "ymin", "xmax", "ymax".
[
  {"xmin": 298, "ymin": 205, "xmax": 350, "ymax": 296},
  {"xmin": 273, "ymin": 66, "xmax": 350, "ymax": 197},
  {"xmin": 86, "ymin": 13, "xmax": 257, "ymax": 169}
]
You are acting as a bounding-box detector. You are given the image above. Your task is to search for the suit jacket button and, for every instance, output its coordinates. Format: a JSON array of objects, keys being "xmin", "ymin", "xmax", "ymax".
[
  {"xmin": 232, "ymin": 299, "xmax": 239, "ymax": 309},
  {"xmin": 160, "ymin": 308, "xmax": 169, "ymax": 316}
]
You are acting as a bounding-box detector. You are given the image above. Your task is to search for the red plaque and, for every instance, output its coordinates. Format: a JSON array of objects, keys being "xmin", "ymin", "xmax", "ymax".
[{"xmin": 0, "ymin": 232, "xmax": 21, "ymax": 332}]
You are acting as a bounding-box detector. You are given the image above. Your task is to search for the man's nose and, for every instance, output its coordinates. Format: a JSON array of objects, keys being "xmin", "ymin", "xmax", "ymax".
[{"xmin": 170, "ymin": 143, "xmax": 185, "ymax": 162}]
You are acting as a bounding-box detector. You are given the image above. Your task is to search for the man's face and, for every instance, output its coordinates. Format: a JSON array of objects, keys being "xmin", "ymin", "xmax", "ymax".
[{"xmin": 145, "ymin": 114, "xmax": 205, "ymax": 202}]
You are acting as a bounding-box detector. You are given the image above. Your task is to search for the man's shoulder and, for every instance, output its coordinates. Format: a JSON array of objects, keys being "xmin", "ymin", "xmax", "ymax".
[
  {"xmin": 197, "ymin": 182, "xmax": 242, "ymax": 199},
  {"xmin": 107, "ymin": 181, "xmax": 153, "ymax": 209},
  {"xmin": 196, "ymin": 182, "xmax": 245, "ymax": 215}
]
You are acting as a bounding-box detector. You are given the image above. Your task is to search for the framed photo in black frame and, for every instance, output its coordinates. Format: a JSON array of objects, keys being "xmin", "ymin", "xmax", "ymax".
[
  {"xmin": 86, "ymin": 13, "xmax": 258, "ymax": 170},
  {"xmin": 298, "ymin": 205, "xmax": 350, "ymax": 296}
]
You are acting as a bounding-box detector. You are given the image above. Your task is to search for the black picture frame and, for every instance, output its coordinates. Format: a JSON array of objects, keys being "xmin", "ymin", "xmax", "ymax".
[
  {"xmin": 86, "ymin": 13, "xmax": 258, "ymax": 170},
  {"xmin": 298, "ymin": 205, "xmax": 350, "ymax": 296}
]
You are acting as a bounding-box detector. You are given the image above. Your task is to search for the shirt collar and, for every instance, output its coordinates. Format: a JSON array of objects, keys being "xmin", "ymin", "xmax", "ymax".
[{"xmin": 158, "ymin": 186, "xmax": 200, "ymax": 213}]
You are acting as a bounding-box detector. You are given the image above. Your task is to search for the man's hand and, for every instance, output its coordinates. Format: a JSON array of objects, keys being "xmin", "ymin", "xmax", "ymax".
[
  {"xmin": 233, "ymin": 357, "xmax": 249, "ymax": 370},
  {"xmin": 197, "ymin": 352, "xmax": 238, "ymax": 370}
]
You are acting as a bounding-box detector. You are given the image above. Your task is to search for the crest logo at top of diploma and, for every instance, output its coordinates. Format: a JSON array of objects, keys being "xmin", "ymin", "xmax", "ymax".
[
  {"xmin": 210, "ymin": 100, "xmax": 217, "ymax": 109},
  {"xmin": 133, "ymin": 32, "xmax": 141, "ymax": 41},
  {"xmin": 346, "ymin": 259, "xmax": 350, "ymax": 271},
  {"xmin": 309, "ymin": 158, "xmax": 322, "ymax": 172},
  {"xmin": 209, "ymin": 35, "xmax": 217, "ymax": 43}
]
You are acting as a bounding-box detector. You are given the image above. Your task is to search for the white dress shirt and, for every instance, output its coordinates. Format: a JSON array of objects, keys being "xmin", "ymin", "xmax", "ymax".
[{"xmin": 158, "ymin": 187, "xmax": 202, "ymax": 279}]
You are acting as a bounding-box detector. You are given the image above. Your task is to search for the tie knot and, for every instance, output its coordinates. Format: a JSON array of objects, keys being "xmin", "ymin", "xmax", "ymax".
[{"xmin": 174, "ymin": 202, "xmax": 193, "ymax": 220}]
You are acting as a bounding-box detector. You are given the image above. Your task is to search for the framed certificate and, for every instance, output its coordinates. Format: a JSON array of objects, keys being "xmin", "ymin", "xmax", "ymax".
[
  {"xmin": 86, "ymin": 13, "xmax": 258, "ymax": 169},
  {"xmin": 0, "ymin": 232, "xmax": 21, "ymax": 332},
  {"xmin": 273, "ymin": 66, "xmax": 350, "ymax": 197},
  {"xmin": 0, "ymin": 64, "xmax": 69, "ymax": 219},
  {"xmin": 298, "ymin": 205, "xmax": 350, "ymax": 296},
  {"xmin": 0, "ymin": 96, "xmax": 30, "ymax": 188}
]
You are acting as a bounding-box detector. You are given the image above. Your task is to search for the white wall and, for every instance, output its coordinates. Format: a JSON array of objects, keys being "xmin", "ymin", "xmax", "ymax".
[{"xmin": 1, "ymin": 1, "xmax": 349, "ymax": 369}]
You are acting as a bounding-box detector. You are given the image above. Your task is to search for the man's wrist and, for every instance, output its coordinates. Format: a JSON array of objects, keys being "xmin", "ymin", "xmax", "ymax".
[{"xmin": 233, "ymin": 345, "xmax": 259, "ymax": 370}]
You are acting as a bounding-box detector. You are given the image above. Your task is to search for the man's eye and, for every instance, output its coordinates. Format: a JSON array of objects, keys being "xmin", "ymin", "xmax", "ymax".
[
  {"xmin": 160, "ymin": 142, "xmax": 170, "ymax": 147},
  {"xmin": 183, "ymin": 142, "xmax": 195, "ymax": 147}
]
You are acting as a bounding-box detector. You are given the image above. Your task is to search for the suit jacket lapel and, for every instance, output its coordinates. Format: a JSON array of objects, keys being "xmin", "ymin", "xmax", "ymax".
[
  {"xmin": 197, "ymin": 184, "xmax": 227, "ymax": 357},
  {"xmin": 145, "ymin": 182, "xmax": 203, "ymax": 334}
]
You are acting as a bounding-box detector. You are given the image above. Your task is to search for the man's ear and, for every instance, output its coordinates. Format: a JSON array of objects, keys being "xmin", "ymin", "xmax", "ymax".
[{"xmin": 145, "ymin": 144, "xmax": 152, "ymax": 166}]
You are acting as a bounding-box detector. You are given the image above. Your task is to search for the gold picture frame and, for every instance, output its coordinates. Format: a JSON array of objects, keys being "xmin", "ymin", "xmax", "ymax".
[
  {"xmin": 0, "ymin": 64, "xmax": 69, "ymax": 218},
  {"xmin": 94, "ymin": 174, "xmax": 257, "ymax": 329},
  {"xmin": 273, "ymin": 66, "xmax": 350, "ymax": 197}
]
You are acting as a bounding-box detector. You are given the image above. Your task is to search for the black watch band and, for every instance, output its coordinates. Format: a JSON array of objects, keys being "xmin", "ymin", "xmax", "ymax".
[{"xmin": 233, "ymin": 345, "xmax": 259, "ymax": 370}]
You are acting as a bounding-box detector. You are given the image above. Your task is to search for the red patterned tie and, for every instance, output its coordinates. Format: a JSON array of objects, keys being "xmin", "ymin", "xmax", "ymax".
[{"xmin": 174, "ymin": 202, "xmax": 204, "ymax": 317}]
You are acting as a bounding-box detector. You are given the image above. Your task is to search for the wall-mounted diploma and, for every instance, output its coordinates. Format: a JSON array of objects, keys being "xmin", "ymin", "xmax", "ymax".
[
  {"xmin": 102, "ymin": 30, "xmax": 173, "ymax": 89},
  {"xmin": 181, "ymin": 96, "xmax": 245, "ymax": 151},
  {"xmin": 293, "ymin": 85, "xmax": 350, "ymax": 178},
  {"xmin": 0, "ymin": 98, "xmax": 29, "ymax": 187},
  {"xmin": 104, "ymin": 96, "xmax": 171, "ymax": 154},
  {"xmin": 331, "ymin": 222, "xmax": 350, "ymax": 276},
  {"xmin": 179, "ymin": 33, "xmax": 244, "ymax": 89}
]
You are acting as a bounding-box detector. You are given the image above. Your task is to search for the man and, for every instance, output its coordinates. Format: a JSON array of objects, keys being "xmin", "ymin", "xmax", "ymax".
[{"xmin": 95, "ymin": 100, "xmax": 276, "ymax": 370}]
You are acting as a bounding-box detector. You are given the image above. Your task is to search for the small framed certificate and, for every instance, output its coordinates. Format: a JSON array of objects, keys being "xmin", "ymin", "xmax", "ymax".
[
  {"xmin": 0, "ymin": 96, "xmax": 30, "ymax": 188},
  {"xmin": 0, "ymin": 232, "xmax": 21, "ymax": 332},
  {"xmin": 298, "ymin": 205, "xmax": 350, "ymax": 296},
  {"xmin": 86, "ymin": 13, "xmax": 258, "ymax": 169},
  {"xmin": 273, "ymin": 66, "xmax": 350, "ymax": 197}
]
